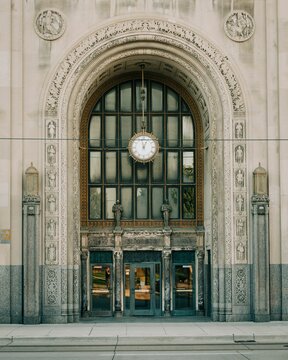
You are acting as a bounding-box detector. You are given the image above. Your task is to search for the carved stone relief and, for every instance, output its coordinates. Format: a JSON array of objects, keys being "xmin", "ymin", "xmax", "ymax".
[
  {"xmin": 34, "ymin": 9, "xmax": 66, "ymax": 41},
  {"xmin": 224, "ymin": 11, "xmax": 255, "ymax": 42},
  {"xmin": 47, "ymin": 120, "xmax": 56, "ymax": 139},
  {"xmin": 235, "ymin": 267, "xmax": 248, "ymax": 305},
  {"xmin": 45, "ymin": 268, "xmax": 58, "ymax": 305}
]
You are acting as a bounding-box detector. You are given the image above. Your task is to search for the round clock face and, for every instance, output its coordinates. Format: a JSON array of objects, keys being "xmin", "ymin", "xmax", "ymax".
[{"xmin": 128, "ymin": 132, "xmax": 159, "ymax": 163}]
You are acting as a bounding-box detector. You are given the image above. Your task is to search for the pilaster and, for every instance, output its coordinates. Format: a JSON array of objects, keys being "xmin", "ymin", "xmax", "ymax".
[
  {"xmin": 23, "ymin": 195, "xmax": 41, "ymax": 324},
  {"xmin": 251, "ymin": 194, "xmax": 270, "ymax": 322}
]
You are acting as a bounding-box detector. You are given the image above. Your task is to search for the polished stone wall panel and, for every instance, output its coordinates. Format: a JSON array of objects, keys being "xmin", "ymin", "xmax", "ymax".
[
  {"xmin": 10, "ymin": 265, "xmax": 23, "ymax": 323},
  {"xmin": 270, "ymin": 264, "xmax": 282, "ymax": 320},
  {"xmin": 0, "ymin": 266, "xmax": 10, "ymax": 323}
]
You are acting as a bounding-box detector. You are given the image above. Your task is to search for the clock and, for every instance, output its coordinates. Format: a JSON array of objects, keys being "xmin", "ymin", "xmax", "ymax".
[{"xmin": 128, "ymin": 131, "xmax": 159, "ymax": 163}]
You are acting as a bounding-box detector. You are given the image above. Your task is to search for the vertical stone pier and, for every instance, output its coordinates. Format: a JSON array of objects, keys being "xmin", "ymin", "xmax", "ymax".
[
  {"xmin": 22, "ymin": 164, "xmax": 41, "ymax": 324},
  {"xmin": 251, "ymin": 164, "xmax": 270, "ymax": 322}
]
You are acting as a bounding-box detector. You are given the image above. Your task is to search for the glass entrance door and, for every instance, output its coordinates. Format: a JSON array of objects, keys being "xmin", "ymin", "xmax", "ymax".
[
  {"xmin": 125, "ymin": 262, "xmax": 161, "ymax": 316},
  {"xmin": 91, "ymin": 264, "xmax": 112, "ymax": 316},
  {"xmin": 173, "ymin": 264, "xmax": 195, "ymax": 315}
]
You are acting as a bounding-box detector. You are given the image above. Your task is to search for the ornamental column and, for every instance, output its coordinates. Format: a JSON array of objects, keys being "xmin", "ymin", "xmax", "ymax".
[
  {"xmin": 162, "ymin": 249, "xmax": 171, "ymax": 316},
  {"xmin": 81, "ymin": 234, "xmax": 88, "ymax": 317},
  {"xmin": 251, "ymin": 164, "xmax": 270, "ymax": 322},
  {"xmin": 22, "ymin": 163, "xmax": 41, "ymax": 324},
  {"xmin": 113, "ymin": 200, "xmax": 123, "ymax": 316}
]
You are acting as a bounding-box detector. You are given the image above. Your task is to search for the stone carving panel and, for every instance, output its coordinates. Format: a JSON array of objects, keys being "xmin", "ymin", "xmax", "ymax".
[
  {"xmin": 88, "ymin": 234, "xmax": 114, "ymax": 248},
  {"xmin": 47, "ymin": 120, "xmax": 56, "ymax": 139},
  {"xmin": 235, "ymin": 267, "xmax": 248, "ymax": 305},
  {"xmin": 45, "ymin": 268, "xmax": 58, "ymax": 305},
  {"xmin": 47, "ymin": 218, "xmax": 57, "ymax": 239},
  {"xmin": 47, "ymin": 193, "xmax": 57, "ymax": 214},
  {"xmin": 236, "ymin": 242, "xmax": 246, "ymax": 262},
  {"xmin": 34, "ymin": 9, "xmax": 66, "ymax": 41},
  {"xmin": 45, "ymin": 242, "xmax": 58, "ymax": 264},
  {"xmin": 224, "ymin": 11, "xmax": 255, "ymax": 42},
  {"xmin": 47, "ymin": 144, "xmax": 57, "ymax": 165}
]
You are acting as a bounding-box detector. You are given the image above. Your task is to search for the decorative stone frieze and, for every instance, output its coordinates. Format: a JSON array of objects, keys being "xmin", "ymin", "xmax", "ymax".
[
  {"xmin": 224, "ymin": 11, "xmax": 255, "ymax": 42},
  {"xmin": 34, "ymin": 9, "xmax": 66, "ymax": 41}
]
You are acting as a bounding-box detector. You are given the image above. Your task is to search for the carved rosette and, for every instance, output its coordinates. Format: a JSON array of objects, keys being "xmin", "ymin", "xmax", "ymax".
[
  {"xmin": 34, "ymin": 9, "xmax": 66, "ymax": 41},
  {"xmin": 224, "ymin": 11, "xmax": 255, "ymax": 42}
]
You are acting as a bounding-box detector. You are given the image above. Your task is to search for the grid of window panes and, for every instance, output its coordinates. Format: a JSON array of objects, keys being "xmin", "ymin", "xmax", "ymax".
[{"xmin": 88, "ymin": 80, "xmax": 195, "ymax": 221}]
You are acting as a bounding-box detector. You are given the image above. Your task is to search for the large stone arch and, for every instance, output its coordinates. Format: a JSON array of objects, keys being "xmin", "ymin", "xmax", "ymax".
[{"xmin": 41, "ymin": 18, "xmax": 249, "ymax": 322}]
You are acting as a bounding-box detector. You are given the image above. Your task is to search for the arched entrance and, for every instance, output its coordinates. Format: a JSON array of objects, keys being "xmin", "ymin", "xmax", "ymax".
[
  {"xmin": 41, "ymin": 18, "xmax": 249, "ymax": 323},
  {"xmin": 79, "ymin": 73, "xmax": 204, "ymax": 316}
]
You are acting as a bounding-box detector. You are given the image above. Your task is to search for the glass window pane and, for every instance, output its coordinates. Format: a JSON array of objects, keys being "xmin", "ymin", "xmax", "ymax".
[
  {"xmin": 167, "ymin": 116, "xmax": 179, "ymax": 147},
  {"xmin": 120, "ymin": 82, "xmax": 132, "ymax": 111},
  {"xmin": 90, "ymin": 152, "xmax": 101, "ymax": 183},
  {"xmin": 136, "ymin": 81, "xmax": 147, "ymax": 112},
  {"xmin": 90, "ymin": 187, "xmax": 101, "ymax": 219},
  {"xmin": 151, "ymin": 116, "xmax": 163, "ymax": 145},
  {"xmin": 152, "ymin": 188, "xmax": 163, "ymax": 219},
  {"xmin": 182, "ymin": 99, "xmax": 189, "ymax": 112},
  {"xmin": 136, "ymin": 164, "xmax": 148, "ymax": 182},
  {"xmin": 93, "ymin": 100, "xmax": 101, "ymax": 112},
  {"xmin": 89, "ymin": 116, "xmax": 101, "ymax": 147},
  {"xmin": 121, "ymin": 187, "xmax": 132, "ymax": 219},
  {"xmin": 183, "ymin": 116, "xmax": 194, "ymax": 147},
  {"xmin": 152, "ymin": 152, "xmax": 163, "ymax": 181},
  {"xmin": 167, "ymin": 88, "xmax": 178, "ymax": 111},
  {"xmin": 120, "ymin": 116, "xmax": 132, "ymax": 147},
  {"xmin": 183, "ymin": 152, "xmax": 194, "ymax": 182},
  {"xmin": 105, "ymin": 152, "xmax": 117, "ymax": 183},
  {"xmin": 105, "ymin": 188, "xmax": 116, "ymax": 219},
  {"xmin": 151, "ymin": 82, "xmax": 163, "ymax": 111},
  {"xmin": 136, "ymin": 187, "xmax": 148, "ymax": 218},
  {"xmin": 105, "ymin": 116, "xmax": 116, "ymax": 147},
  {"xmin": 105, "ymin": 88, "xmax": 116, "ymax": 111},
  {"xmin": 183, "ymin": 186, "xmax": 195, "ymax": 219},
  {"xmin": 121, "ymin": 152, "xmax": 132, "ymax": 182},
  {"xmin": 168, "ymin": 187, "xmax": 179, "ymax": 219},
  {"xmin": 167, "ymin": 152, "xmax": 179, "ymax": 182}
]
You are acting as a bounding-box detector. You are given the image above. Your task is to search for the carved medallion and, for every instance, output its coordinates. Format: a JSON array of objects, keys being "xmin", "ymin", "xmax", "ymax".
[
  {"xmin": 224, "ymin": 11, "xmax": 255, "ymax": 42},
  {"xmin": 34, "ymin": 9, "xmax": 65, "ymax": 41}
]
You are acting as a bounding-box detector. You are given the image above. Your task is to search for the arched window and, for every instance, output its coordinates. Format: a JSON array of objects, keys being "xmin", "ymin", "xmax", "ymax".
[{"xmin": 80, "ymin": 77, "xmax": 203, "ymax": 226}]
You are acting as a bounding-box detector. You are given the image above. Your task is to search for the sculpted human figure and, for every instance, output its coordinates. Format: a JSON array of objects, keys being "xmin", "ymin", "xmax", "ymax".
[
  {"xmin": 235, "ymin": 122, "xmax": 243, "ymax": 139},
  {"xmin": 235, "ymin": 145, "xmax": 244, "ymax": 163},
  {"xmin": 236, "ymin": 194, "xmax": 244, "ymax": 212},
  {"xmin": 161, "ymin": 199, "xmax": 172, "ymax": 230},
  {"xmin": 47, "ymin": 194, "xmax": 56, "ymax": 213},
  {"xmin": 47, "ymin": 145, "xmax": 56, "ymax": 164},
  {"xmin": 48, "ymin": 171, "xmax": 56, "ymax": 188},
  {"xmin": 48, "ymin": 121, "xmax": 56, "ymax": 139},
  {"xmin": 112, "ymin": 200, "xmax": 123, "ymax": 230}
]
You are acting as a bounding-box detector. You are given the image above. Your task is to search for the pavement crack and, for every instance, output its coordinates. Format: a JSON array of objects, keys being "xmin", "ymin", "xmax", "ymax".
[
  {"xmin": 238, "ymin": 351, "xmax": 251, "ymax": 360},
  {"xmin": 112, "ymin": 335, "xmax": 119, "ymax": 360},
  {"xmin": 0, "ymin": 336, "xmax": 14, "ymax": 351}
]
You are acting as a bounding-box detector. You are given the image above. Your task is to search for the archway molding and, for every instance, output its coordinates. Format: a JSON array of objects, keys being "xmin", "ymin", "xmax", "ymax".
[{"xmin": 41, "ymin": 17, "xmax": 249, "ymax": 322}]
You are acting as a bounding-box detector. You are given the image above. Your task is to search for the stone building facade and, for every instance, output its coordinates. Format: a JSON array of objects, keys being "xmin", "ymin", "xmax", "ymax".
[{"xmin": 0, "ymin": 0, "xmax": 287, "ymax": 323}]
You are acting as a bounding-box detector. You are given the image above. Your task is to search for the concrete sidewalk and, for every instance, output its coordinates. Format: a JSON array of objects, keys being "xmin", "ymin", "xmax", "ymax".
[{"xmin": 0, "ymin": 320, "xmax": 288, "ymax": 345}]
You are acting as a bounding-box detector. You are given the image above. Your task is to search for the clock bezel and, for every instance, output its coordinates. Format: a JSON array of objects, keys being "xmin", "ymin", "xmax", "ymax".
[{"xmin": 128, "ymin": 131, "xmax": 159, "ymax": 163}]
